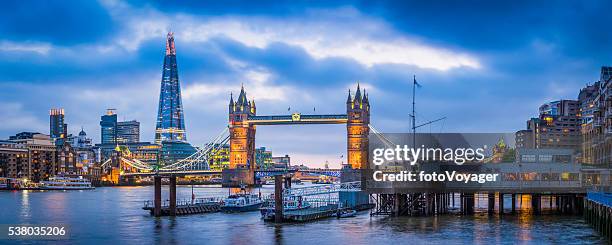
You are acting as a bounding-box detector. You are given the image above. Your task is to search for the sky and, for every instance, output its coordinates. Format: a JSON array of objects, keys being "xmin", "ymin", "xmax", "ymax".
[{"xmin": 1, "ymin": 0, "xmax": 611, "ymax": 168}]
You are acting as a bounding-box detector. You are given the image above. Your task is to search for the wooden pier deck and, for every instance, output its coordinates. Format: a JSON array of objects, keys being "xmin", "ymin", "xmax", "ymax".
[
  {"xmin": 283, "ymin": 204, "xmax": 341, "ymax": 222},
  {"xmin": 584, "ymin": 192, "xmax": 612, "ymax": 242},
  {"xmin": 143, "ymin": 198, "xmax": 221, "ymax": 216}
]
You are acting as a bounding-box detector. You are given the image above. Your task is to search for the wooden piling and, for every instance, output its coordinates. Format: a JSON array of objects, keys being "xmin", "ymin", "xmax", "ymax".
[
  {"xmin": 275, "ymin": 175, "xmax": 284, "ymax": 223},
  {"xmin": 154, "ymin": 176, "xmax": 162, "ymax": 217},
  {"xmin": 169, "ymin": 176, "xmax": 177, "ymax": 216},
  {"xmin": 499, "ymin": 193, "xmax": 504, "ymax": 215}
]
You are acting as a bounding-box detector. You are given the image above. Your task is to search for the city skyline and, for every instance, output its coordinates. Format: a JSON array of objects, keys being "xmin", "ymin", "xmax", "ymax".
[{"xmin": 1, "ymin": 1, "xmax": 612, "ymax": 167}]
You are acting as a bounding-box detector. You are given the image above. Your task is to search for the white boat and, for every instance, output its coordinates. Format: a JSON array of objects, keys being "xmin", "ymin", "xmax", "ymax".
[
  {"xmin": 221, "ymin": 193, "xmax": 264, "ymax": 212},
  {"xmin": 260, "ymin": 196, "xmax": 312, "ymax": 221},
  {"xmin": 337, "ymin": 209, "xmax": 357, "ymax": 218},
  {"xmin": 39, "ymin": 177, "xmax": 95, "ymax": 190}
]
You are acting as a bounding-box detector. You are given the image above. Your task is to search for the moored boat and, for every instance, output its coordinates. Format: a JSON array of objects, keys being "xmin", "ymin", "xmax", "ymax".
[
  {"xmin": 260, "ymin": 196, "xmax": 312, "ymax": 221},
  {"xmin": 39, "ymin": 177, "xmax": 94, "ymax": 190},
  {"xmin": 221, "ymin": 193, "xmax": 263, "ymax": 212},
  {"xmin": 336, "ymin": 209, "xmax": 357, "ymax": 218}
]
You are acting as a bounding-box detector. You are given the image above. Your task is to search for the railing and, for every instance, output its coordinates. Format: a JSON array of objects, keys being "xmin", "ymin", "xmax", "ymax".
[
  {"xmin": 248, "ymin": 114, "xmax": 348, "ymax": 121},
  {"xmin": 587, "ymin": 192, "xmax": 612, "ymax": 207},
  {"xmin": 283, "ymin": 181, "xmax": 362, "ymax": 197},
  {"xmin": 143, "ymin": 197, "xmax": 222, "ymax": 208}
]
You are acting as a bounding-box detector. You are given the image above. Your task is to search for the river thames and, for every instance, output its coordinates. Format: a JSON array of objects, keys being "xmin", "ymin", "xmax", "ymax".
[{"xmin": 0, "ymin": 185, "xmax": 606, "ymax": 244}]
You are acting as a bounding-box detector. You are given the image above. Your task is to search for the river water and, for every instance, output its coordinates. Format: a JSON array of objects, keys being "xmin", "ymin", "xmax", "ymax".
[{"xmin": 0, "ymin": 185, "xmax": 606, "ymax": 244}]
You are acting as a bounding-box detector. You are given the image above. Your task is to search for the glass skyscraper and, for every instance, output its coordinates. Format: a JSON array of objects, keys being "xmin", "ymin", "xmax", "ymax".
[
  {"xmin": 100, "ymin": 109, "xmax": 117, "ymax": 144},
  {"xmin": 117, "ymin": 120, "xmax": 140, "ymax": 143},
  {"xmin": 155, "ymin": 32, "xmax": 187, "ymax": 144},
  {"xmin": 49, "ymin": 108, "xmax": 66, "ymax": 141}
]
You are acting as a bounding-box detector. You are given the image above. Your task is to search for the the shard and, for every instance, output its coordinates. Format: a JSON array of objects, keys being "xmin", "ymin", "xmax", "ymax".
[{"xmin": 155, "ymin": 32, "xmax": 187, "ymax": 144}]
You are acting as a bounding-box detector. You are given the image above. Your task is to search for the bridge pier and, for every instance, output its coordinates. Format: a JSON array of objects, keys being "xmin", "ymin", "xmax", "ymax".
[
  {"xmin": 154, "ymin": 176, "xmax": 162, "ymax": 217},
  {"xmin": 284, "ymin": 175, "xmax": 292, "ymax": 189},
  {"xmin": 169, "ymin": 176, "xmax": 177, "ymax": 216},
  {"xmin": 532, "ymin": 194, "xmax": 541, "ymax": 214},
  {"xmin": 221, "ymin": 168, "xmax": 256, "ymax": 187},
  {"xmin": 511, "ymin": 194, "xmax": 516, "ymax": 213},
  {"xmin": 461, "ymin": 193, "xmax": 474, "ymax": 215},
  {"xmin": 274, "ymin": 175, "xmax": 284, "ymax": 223},
  {"xmin": 153, "ymin": 175, "xmax": 178, "ymax": 217},
  {"xmin": 488, "ymin": 192, "xmax": 495, "ymax": 215},
  {"xmin": 498, "ymin": 193, "xmax": 504, "ymax": 215}
]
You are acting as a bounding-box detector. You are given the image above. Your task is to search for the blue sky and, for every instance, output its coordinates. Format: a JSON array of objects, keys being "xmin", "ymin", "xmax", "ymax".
[{"xmin": 1, "ymin": 0, "xmax": 611, "ymax": 167}]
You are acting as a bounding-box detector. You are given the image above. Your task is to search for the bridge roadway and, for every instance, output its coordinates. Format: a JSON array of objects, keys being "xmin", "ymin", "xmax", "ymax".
[{"xmin": 246, "ymin": 114, "xmax": 348, "ymax": 125}]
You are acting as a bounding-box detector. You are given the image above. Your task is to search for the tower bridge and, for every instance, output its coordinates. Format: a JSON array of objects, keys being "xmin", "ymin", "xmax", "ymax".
[
  {"xmin": 104, "ymin": 84, "xmax": 369, "ymax": 186},
  {"xmin": 224, "ymin": 84, "xmax": 370, "ymax": 186}
]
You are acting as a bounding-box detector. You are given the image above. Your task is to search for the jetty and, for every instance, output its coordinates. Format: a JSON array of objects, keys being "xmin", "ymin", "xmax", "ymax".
[
  {"xmin": 584, "ymin": 192, "xmax": 612, "ymax": 242},
  {"xmin": 143, "ymin": 197, "xmax": 221, "ymax": 216}
]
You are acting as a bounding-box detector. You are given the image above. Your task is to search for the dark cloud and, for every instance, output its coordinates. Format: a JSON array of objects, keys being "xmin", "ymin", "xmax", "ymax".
[
  {"xmin": 1, "ymin": 1, "xmax": 611, "ymax": 165},
  {"xmin": 0, "ymin": 1, "xmax": 116, "ymax": 45}
]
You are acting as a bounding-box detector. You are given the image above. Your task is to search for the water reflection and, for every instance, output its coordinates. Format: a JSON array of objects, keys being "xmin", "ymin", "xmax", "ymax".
[
  {"xmin": 20, "ymin": 190, "xmax": 30, "ymax": 221},
  {"xmin": 0, "ymin": 187, "xmax": 606, "ymax": 244}
]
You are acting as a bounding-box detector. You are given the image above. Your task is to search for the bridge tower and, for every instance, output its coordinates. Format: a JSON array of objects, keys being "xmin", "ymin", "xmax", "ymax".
[
  {"xmin": 346, "ymin": 84, "xmax": 370, "ymax": 169},
  {"xmin": 225, "ymin": 86, "xmax": 257, "ymax": 186}
]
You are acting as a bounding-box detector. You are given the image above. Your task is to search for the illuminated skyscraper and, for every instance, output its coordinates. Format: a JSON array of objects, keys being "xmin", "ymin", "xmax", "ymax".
[
  {"xmin": 49, "ymin": 108, "xmax": 66, "ymax": 141},
  {"xmin": 155, "ymin": 32, "xmax": 187, "ymax": 144},
  {"xmin": 117, "ymin": 120, "xmax": 140, "ymax": 143},
  {"xmin": 100, "ymin": 109, "xmax": 117, "ymax": 144}
]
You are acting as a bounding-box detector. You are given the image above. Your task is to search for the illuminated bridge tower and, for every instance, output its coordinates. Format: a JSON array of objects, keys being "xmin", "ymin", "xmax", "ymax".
[
  {"xmin": 224, "ymin": 86, "xmax": 257, "ymax": 186},
  {"xmin": 229, "ymin": 86, "xmax": 257, "ymax": 170},
  {"xmin": 346, "ymin": 84, "xmax": 370, "ymax": 169},
  {"xmin": 155, "ymin": 32, "xmax": 187, "ymax": 145}
]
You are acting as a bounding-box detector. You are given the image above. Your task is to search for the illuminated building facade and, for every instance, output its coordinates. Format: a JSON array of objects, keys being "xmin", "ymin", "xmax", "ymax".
[
  {"xmin": 346, "ymin": 84, "xmax": 370, "ymax": 169},
  {"xmin": 579, "ymin": 66, "xmax": 612, "ymax": 166},
  {"xmin": 49, "ymin": 108, "xmax": 67, "ymax": 144},
  {"xmin": 8, "ymin": 133, "xmax": 57, "ymax": 182},
  {"xmin": 518, "ymin": 100, "xmax": 580, "ymax": 152},
  {"xmin": 117, "ymin": 120, "xmax": 140, "ymax": 143},
  {"xmin": 228, "ymin": 86, "xmax": 257, "ymax": 170},
  {"xmin": 96, "ymin": 142, "xmax": 161, "ymax": 165},
  {"xmin": 160, "ymin": 141, "xmax": 196, "ymax": 165},
  {"xmin": 100, "ymin": 109, "xmax": 117, "ymax": 144},
  {"xmin": 517, "ymin": 66, "xmax": 612, "ymax": 167},
  {"xmin": 272, "ymin": 155, "xmax": 290, "ymax": 169},
  {"xmin": 57, "ymin": 143, "xmax": 77, "ymax": 175},
  {"xmin": 210, "ymin": 144, "xmax": 230, "ymax": 170},
  {"xmin": 255, "ymin": 147, "xmax": 273, "ymax": 169},
  {"xmin": 155, "ymin": 32, "xmax": 187, "ymax": 144},
  {"xmin": 0, "ymin": 141, "xmax": 28, "ymax": 179}
]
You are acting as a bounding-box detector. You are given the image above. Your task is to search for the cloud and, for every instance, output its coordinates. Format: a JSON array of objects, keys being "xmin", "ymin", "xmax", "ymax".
[
  {"xmin": 0, "ymin": 102, "xmax": 46, "ymax": 132},
  {"xmin": 2, "ymin": 0, "xmax": 611, "ymax": 166},
  {"xmin": 101, "ymin": 1, "xmax": 481, "ymax": 71},
  {"xmin": 0, "ymin": 40, "xmax": 52, "ymax": 55}
]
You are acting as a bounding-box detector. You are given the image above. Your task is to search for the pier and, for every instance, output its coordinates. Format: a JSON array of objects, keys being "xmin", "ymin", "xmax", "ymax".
[
  {"xmin": 584, "ymin": 192, "xmax": 612, "ymax": 242},
  {"xmin": 142, "ymin": 197, "xmax": 221, "ymax": 216}
]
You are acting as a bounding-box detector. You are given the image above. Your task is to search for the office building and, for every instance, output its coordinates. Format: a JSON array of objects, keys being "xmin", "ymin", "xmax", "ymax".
[
  {"xmin": 100, "ymin": 109, "xmax": 118, "ymax": 144},
  {"xmin": 255, "ymin": 147, "xmax": 273, "ymax": 170},
  {"xmin": 117, "ymin": 120, "xmax": 140, "ymax": 143},
  {"xmin": 8, "ymin": 133, "xmax": 57, "ymax": 182},
  {"xmin": 160, "ymin": 141, "xmax": 196, "ymax": 166},
  {"xmin": 272, "ymin": 155, "xmax": 290, "ymax": 169},
  {"xmin": 517, "ymin": 100, "xmax": 581, "ymax": 151},
  {"xmin": 155, "ymin": 32, "xmax": 187, "ymax": 144},
  {"xmin": 0, "ymin": 141, "xmax": 28, "ymax": 179},
  {"xmin": 49, "ymin": 108, "xmax": 66, "ymax": 140},
  {"xmin": 579, "ymin": 67, "xmax": 612, "ymax": 165}
]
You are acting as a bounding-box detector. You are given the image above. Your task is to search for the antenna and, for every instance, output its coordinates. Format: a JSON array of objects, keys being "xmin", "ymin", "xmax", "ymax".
[{"xmin": 410, "ymin": 75, "xmax": 446, "ymax": 147}]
